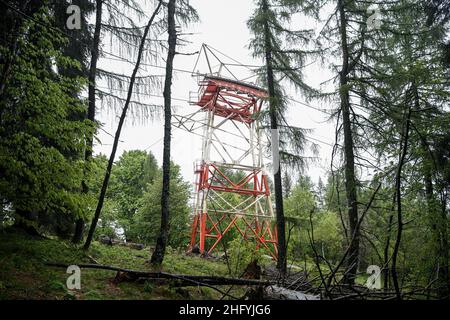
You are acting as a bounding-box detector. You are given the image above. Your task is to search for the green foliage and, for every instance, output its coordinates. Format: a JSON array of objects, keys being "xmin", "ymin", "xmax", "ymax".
[
  {"xmin": 312, "ymin": 210, "xmax": 343, "ymax": 263},
  {"xmin": 109, "ymin": 150, "xmax": 158, "ymax": 239},
  {"xmin": 247, "ymin": 0, "xmax": 318, "ymax": 170},
  {"xmin": 284, "ymin": 180, "xmax": 315, "ymax": 258},
  {"xmin": 130, "ymin": 163, "xmax": 190, "ymax": 247},
  {"xmin": 0, "ymin": 229, "xmax": 236, "ymax": 300},
  {"xmin": 0, "ymin": 7, "xmax": 93, "ymax": 232},
  {"xmin": 82, "ymin": 151, "xmax": 190, "ymax": 249},
  {"xmin": 143, "ymin": 281, "xmax": 154, "ymax": 293},
  {"xmin": 227, "ymin": 237, "xmax": 265, "ymax": 277},
  {"xmin": 284, "ymin": 176, "xmax": 344, "ymax": 264}
]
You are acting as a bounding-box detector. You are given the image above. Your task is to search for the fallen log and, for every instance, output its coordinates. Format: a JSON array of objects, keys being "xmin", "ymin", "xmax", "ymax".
[
  {"xmin": 99, "ymin": 236, "xmax": 145, "ymax": 250},
  {"xmin": 46, "ymin": 262, "xmax": 276, "ymax": 287}
]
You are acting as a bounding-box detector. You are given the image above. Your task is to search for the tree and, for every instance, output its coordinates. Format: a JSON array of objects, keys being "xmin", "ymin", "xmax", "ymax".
[
  {"xmin": 150, "ymin": 0, "xmax": 177, "ymax": 265},
  {"xmin": 150, "ymin": 0, "xmax": 199, "ymax": 265},
  {"xmin": 51, "ymin": 0, "xmax": 96, "ymax": 242},
  {"xmin": 73, "ymin": 0, "xmax": 102, "ymax": 243},
  {"xmin": 0, "ymin": 0, "xmax": 45, "ymax": 98},
  {"xmin": 0, "ymin": 6, "xmax": 91, "ymax": 235},
  {"xmin": 345, "ymin": 0, "xmax": 450, "ymax": 297},
  {"xmin": 248, "ymin": 0, "xmax": 318, "ymax": 276},
  {"xmin": 86, "ymin": 154, "xmax": 119, "ymax": 239},
  {"xmin": 309, "ymin": 0, "xmax": 450, "ymax": 295},
  {"xmin": 84, "ymin": 0, "xmax": 163, "ymax": 250},
  {"xmin": 313, "ymin": 0, "xmax": 379, "ymax": 285},
  {"xmin": 284, "ymin": 180, "xmax": 316, "ymax": 259}
]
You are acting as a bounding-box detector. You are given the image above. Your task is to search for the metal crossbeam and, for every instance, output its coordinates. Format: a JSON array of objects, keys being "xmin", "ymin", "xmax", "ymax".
[{"xmin": 188, "ymin": 73, "xmax": 278, "ymax": 259}]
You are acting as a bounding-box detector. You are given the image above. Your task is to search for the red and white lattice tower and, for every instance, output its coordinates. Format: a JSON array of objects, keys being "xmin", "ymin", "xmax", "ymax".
[{"xmin": 187, "ymin": 74, "xmax": 278, "ymax": 259}]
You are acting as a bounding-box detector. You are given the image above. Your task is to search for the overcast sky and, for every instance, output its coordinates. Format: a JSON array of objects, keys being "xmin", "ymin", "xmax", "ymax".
[{"xmin": 94, "ymin": 0, "xmax": 336, "ymax": 187}]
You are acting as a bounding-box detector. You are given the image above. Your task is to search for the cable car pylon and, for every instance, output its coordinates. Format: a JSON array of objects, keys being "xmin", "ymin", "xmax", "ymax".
[{"xmin": 185, "ymin": 44, "xmax": 278, "ymax": 259}]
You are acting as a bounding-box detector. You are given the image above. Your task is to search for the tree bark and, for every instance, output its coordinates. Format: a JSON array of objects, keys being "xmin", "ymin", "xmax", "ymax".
[
  {"xmin": 337, "ymin": 0, "xmax": 359, "ymax": 285},
  {"xmin": 391, "ymin": 102, "xmax": 412, "ymax": 300},
  {"xmin": 382, "ymin": 213, "xmax": 393, "ymax": 290},
  {"xmin": 261, "ymin": 0, "xmax": 287, "ymax": 277},
  {"xmin": 83, "ymin": 0, "xmax": 163, "ymax": 250},
  {"xmin": 150, "ymin": 0, "xmax": 177, "ymax": 265},
  {"xmin": 73, "ymin": 0, "xmax": 103, "ymax": 244}
]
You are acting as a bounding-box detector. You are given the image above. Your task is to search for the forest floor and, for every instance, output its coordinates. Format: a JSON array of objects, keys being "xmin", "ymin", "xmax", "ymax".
[{"xmin": 0, "ymin": 228, "xmax": 248, "ymax": 300}]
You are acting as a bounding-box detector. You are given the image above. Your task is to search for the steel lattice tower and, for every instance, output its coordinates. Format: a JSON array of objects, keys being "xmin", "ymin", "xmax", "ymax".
[{"xmin": 187, "ymin": 75, "xmax": 278, "ymax": 259}]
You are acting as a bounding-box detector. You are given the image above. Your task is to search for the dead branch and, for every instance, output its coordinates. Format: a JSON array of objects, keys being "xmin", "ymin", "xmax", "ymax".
[{"xmin": 46, "ymin": 262, "xmax": 276, "ymax": 287}]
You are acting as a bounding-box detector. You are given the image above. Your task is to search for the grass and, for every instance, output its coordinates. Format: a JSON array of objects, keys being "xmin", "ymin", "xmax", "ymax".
[{"xmin": 0, "ymin": 228, "xmax": 243, "ymax": 300}]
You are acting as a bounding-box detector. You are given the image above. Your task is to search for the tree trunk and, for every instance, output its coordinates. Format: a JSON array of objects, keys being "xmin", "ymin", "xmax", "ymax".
[
  {"xmin": 83, "ymin": 1, "xmax": 163, "ymax": 250},
  {"xmin": 261, "ymin": 0, "xmax": 287, "ymax": 277},
  {"xmin": 436, "ymin": 193, "xmax": 450, "ymax": 299},
  {"xmin": 337, "ymin": 0, "xmax": 359, "ymax": 285},
  {"xmin": 415, "ymin": 85, "xmax": 449, "ymax": 299},
  {"xmin": 72, "ymin": 218, "xmax": 85, "ymax": 243},
  {"xmin": 423, "ymin": 169, "xmax": 450, "ymax": 299},
  {"xmin": 150, "ymin": 0, "xmax": 177, "ymax": 265},
  {"xmin": 391, "ymin": 102, "xmax": 412, "ymax": 300},
  {"xmin": 13, "ymin": 208, "xmax": 40, "ymax": 236},
  {"xmin": 383, "ymin": 214, "xmax": 393, "ymax": 290},
  {"xmin": 73, "ymin": 0, "xmax": 103, "ymax": 244}
]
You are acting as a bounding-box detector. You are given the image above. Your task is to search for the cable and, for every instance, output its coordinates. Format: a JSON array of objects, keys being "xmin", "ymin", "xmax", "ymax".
[
  {"xmin": 205, "ymin": 44, "xmax": 256, "ymax": 71},
  {"xmin": 304, "ymin": 134, "xmax": 335, "ymax": 147},
  {"xmin": 287, "ymin": 96, "xmax": 334, "ymax": 115},
  {"xmin": 96, "ymin": 85, "xmax": 191, "ymax": 103},
  {"xmin": 144, "ymin": 136, "xmax": 164, "ymax": 150},
  {"xmin": 102, "ymin": 52, "xmax": 208, "ymax": 77}
]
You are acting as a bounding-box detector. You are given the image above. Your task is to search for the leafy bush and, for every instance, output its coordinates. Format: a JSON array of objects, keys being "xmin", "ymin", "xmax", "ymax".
[{"xmin": 227, "ymin": 237, "xmax": 264, "ymax": 277}]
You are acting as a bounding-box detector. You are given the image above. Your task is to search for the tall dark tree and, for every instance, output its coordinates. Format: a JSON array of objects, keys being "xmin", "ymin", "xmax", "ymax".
[
  {"xmin": 336, "ymin": 0, "xmax": 360, "ymax": 285},
  {"xmin": 150, "ymin": 0, "xmax": 177, "ymax": 265},
  {"xmin": 248, "ymin": 0, "xmax": 318, "ymax": 276},
  {"xmin": 326, "ymin": 0, "xmax": 450, "ymax": 295},
  {"xmin": 72, "ymin": 0, "xmax": 102, "ymax": 243},
  {"xmin": 312, "ymin": 0, "xmax": 372, "ymax": 285},
  {"xmin": 150, "ymin": 0, "xmax": 198, "ymax": 265}
]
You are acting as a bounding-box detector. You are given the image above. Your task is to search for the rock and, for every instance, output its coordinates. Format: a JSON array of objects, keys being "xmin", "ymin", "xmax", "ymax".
[{"xmin": 100, "ymin": 235, "xmax": 112, "ymax": 245}]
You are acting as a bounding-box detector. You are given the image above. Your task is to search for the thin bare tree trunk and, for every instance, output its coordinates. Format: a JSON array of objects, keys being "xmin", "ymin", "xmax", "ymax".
[
  {"xmin": 83, "ymin": 0, "xmax": 163, "ymax": 250},
  {"xmin": 150, "ymin": 0, "xmax": 177, "ymax": 265},
  {"xmin": 383, "ymin": 213, "xmax": 393, "ymax": 290}
]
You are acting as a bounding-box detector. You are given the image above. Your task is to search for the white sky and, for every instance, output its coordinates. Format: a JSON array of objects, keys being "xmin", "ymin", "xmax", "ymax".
[{"xmin": 94, "ymin": 0, "xmax": 336, "ymax": 187}]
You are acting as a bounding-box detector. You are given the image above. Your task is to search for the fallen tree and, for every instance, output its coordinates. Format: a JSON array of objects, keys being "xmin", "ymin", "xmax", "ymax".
[{"xmin": 46, "ymin": 262, "xmax": 276, "ymax": 287}]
